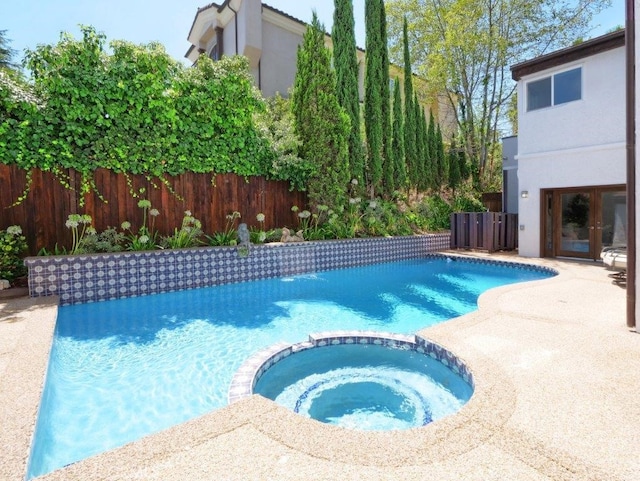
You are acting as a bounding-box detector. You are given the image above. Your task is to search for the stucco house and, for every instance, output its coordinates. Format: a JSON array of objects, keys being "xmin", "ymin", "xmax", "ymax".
[
  {"xmin": 186, "ymin": 0, "xmax": 365, "ymax": 99},
  {"xmin": 186, "ymin": 0, "xmax": 456, "ymax": 136},
  {"xmin": 511, "ymin": 29, "xmax": 626, "ymax": 261}
]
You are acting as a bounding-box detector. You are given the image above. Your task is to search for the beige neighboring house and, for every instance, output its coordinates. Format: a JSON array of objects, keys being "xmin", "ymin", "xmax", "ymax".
[
  {"xmin": 186, "ymin": 0, "xmax": 364, "ymax": 99},
  {"xmin": 186, "ymin": 0, "xmax": 455, "ymax": 137}
]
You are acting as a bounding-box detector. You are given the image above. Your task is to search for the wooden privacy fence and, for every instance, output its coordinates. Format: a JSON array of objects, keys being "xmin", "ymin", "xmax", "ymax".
[
  {"xmin": 450, "ymin": 212, "xmax": 518, "ymax": 252},
  {"xmin": 0, "ymin": 165, "xmax": 307, "ymax": 255}
]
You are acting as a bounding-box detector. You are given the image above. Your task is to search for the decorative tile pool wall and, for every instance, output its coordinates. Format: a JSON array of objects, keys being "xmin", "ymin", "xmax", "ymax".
[
  {"xmin": 25, "ymin": 233, "xmax": 451, "ymax": 305},
  {"xmin": 228, "ymin": 330, "xmax": 474, "ymax": 404}
]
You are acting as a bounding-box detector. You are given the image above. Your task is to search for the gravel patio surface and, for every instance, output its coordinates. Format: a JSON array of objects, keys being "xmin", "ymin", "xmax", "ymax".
[{"xmin": 1, "ymin": 253, "xmax": 637, "ymax": 481}]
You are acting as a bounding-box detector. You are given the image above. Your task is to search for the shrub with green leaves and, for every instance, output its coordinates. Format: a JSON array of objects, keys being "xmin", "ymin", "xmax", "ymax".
[
  {"xmin": 120, "ymin": 199, "xmax": 160, "ymax": 251},
  {"xmin": 254, "ymin": 95, "xmax": 314, "ymax": 191},
  {"xmin": 0, "ymin": 26, "xmax": 280, "ymax": 202},
  {"xmin": 452, "ymin": 192, "xmax": 485, "ymax": 212},
  {"xmin": 160, "ymin": 211, "xmax": 203, "ymax": 249},
  {"xmin": 79, "ymin": 227, "xmax": 125, "ymax": 253},
  {"xmin": 0, "ymin": 225, "xmax": 27, "ymax": 282},
  {"xmin": 206, "ymin": 211, "xmax": 241, "ymax": 246},
  {"xmin": 421, "ymin": 195, "xmax": 453, "ymax": 231}
]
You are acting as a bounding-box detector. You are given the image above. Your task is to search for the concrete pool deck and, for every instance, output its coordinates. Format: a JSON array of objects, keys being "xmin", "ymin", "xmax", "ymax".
[{"xmin": 1, "ymin": 253, "xmax": 638, "ymax": 480}]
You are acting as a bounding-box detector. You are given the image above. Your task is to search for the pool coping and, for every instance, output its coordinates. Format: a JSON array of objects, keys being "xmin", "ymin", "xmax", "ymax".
[
  {"xmin": 4, "ymin": 252, "xmax": 638, "ymax": 480},
  {"xmin": 228, "ymin": 331, "xmax": 474, "ymax": 405}
]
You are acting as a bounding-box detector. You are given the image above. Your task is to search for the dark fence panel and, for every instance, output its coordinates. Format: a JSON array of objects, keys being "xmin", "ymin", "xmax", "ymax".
[
  {"xmin": 0, "ymin": 165, "xmax": 307, "ymax": 255},
  {"xmin": 450, "ymin": 212, "xmax": 518, "ymax": 252},
  {"xmin": 481, "ymin": 192, "xmax": 503, "ymax": 212}
]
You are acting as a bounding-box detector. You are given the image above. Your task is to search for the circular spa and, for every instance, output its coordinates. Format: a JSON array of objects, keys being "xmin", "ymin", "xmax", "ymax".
[{"xmin": 230, "ymin": 332, "xmax": 474, "ymax": 431}]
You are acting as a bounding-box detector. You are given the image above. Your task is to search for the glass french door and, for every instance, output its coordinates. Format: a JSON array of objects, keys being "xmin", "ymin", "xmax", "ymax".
[
  {"xmin": 558, "ymin": 190, "xmax": 592, "ymax": 258},
  {"xmin": 542, "ymin": 186, "xmax": 626, "ymax": 260}
]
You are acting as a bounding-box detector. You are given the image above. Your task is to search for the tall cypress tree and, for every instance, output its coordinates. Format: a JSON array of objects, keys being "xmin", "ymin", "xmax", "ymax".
[
  {"xmin": 391, "ymin": 77, "xmax": 406, "ymax": 190},
  {"xmin": 383, "ymin": 84, "xmax": 396, "ymax": 193},
  {"xmin": 378, "ymin": 0, "xmax": 392, "ymax": 196},
  {"xmin": 292, "ymin": 13, "xmax": 350, "ymax": 209},
  {"xmin": 427, "ymin": 110, "xmax": 438, "ymax": 189},
  {"xmin": 0, "ymin": 30, "xmax": 17, "ymax": 70},
  {"xmin": 333, "ymin": 0, "xmax": 364, "ymax": 185},
  {"xmin": 448, "ymin": 138, "xmax": 461, "ymax": 193},
  {"xmin": 402, "ymin": 17, "xmax": 417, "ymax": 192},
  {"xmin": 436, "ymin": 123, "xmax": 447, "ymax": 188},
  {"xmin": 414, "ymin": 94, "xmax": 425, "ymax": 191},
  {"xmin": 364, "ymin": 0, "xmax": 383, "ymax": 196}
]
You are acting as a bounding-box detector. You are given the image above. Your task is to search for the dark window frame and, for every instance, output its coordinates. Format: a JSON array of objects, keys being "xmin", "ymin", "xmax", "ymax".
[{"xmin": 526, "ymin": 66, "xmax": 582, "ymax": 112}]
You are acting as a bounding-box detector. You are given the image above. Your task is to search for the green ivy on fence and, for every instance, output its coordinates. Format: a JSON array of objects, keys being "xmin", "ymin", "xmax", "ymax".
[{"xmin": 0, "ymin": 26, "xmax": 310, "ymax": 203}]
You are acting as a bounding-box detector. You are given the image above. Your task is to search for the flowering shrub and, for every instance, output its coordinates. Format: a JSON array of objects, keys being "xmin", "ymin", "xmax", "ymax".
[
  {"xmin": 160, "ymin": 211, "xmax": 203, "ymax": 249},
  {"xmin": 65, "ymin": 214, "xmax": 94, "ymax": 254},
  {"xmin": 206, "ymin": 211, "xmax": 241, "ymax": 246},
  {"xmin": 121, "ymin": 199, "xmax": 160, "ymax": 251},
  {"xmin": 79, "ymin": 227, "xmax": 125, "ymax": 253},
  {"xmin": 249, "ymin": 213, "xmax": 268, "ymax": 244},
  {"xmin": 0, "ymin": 225, "xmax": 27, "ymax": 282}
]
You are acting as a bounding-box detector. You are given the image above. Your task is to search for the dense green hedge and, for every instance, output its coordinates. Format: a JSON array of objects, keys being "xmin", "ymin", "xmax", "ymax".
[{"xmin": 0, "ymin": 26, "xmax": 310, "ymax": 198}]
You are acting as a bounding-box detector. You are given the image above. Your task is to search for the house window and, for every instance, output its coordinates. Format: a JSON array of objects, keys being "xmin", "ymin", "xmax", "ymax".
[
  {"xmin": 526, "ymin": 67, "xmax": 582, "ymax": 111},
  {"xmin": 553, "ymin": 68, "xmax": 581, "ymax": 105},
  {"xmin": 209, "ymin": 44, "xmax": 219, "ymax": 61},
  {"xmin": 208, "ymin": 27, "xmax": 224, "ymax": 62},
  {"xmin": 527, "ymin": 77, "xmax": 551, "ymax": 111}
]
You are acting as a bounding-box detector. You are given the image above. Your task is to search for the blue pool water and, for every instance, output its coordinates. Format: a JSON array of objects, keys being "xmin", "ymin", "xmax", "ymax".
[
  {"xmin": 254, "ymin": 343, "xmax": 474, "ymax": 431},
  {"xmin": 28, "ymin": 257, "xmax": 552, "ymax": 478}
]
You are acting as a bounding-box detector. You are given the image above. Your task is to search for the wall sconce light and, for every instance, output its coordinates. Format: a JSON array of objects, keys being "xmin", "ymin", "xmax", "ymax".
[{"xmin": 520, "ymin": 191, "xmax": 529, "ymax": 199}]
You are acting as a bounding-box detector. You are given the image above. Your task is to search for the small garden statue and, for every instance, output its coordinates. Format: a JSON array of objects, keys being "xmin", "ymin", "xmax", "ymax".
[
  {"xmin": 237, "ymin": 223, "xmax": 250, "ymax": 257},
  {"xmin": 280, "ymin": 227, "xmax": 304, "ymax": 243}
]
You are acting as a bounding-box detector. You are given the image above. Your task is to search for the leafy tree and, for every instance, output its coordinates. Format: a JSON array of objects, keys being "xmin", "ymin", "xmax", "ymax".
[
  {"xmin": 364, "ymin": 0, "xmax": 384, "ymax": 196},
  {"xmin": 402, "ymin": 17, "xmax": 417, "ymax": 192},
  {"xmin": 333, "ymin": 0, "xmax": 364, "ymax": 185},
  {"xmin": 386, "ymin": 0, "xmax": 609, "ymax": 189},
  {"xmin": 0, "ymin": 30, "xmax": 18, "ymax": 71},
  {"xmin": 292, "ymin": 13, "xmax": 350, "ymax": 209},
  {"xmin": 391, "ymin": 77, "xmax": 406, "ymax": 190},
  {"xmin": 458, "ymin": 138, "xmax": 469, "ymax": 182}
]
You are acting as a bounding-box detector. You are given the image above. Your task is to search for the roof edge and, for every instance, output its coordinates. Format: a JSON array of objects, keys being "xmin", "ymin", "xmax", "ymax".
[
  {"xmin": 186, "ymin": 2, "xmax": 222, "ymax": 43},
  {"xmin": 511, "ymin": 29, "xmax": 625, "ymax": 81}
]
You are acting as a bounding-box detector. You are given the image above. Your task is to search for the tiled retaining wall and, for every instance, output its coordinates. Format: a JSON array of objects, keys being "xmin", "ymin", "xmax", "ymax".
[{"xmin": 25, "ymin": 233, "xmax": 451, "ymax": 305}]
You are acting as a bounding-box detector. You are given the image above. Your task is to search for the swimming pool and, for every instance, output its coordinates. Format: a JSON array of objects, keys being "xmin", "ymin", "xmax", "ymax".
[{"xmin": 28, "ymin": 256, "xmax": 554, "ymax": 478}]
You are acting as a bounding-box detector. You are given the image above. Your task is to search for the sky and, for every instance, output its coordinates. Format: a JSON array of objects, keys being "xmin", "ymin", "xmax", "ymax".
[{"xmin": 2, "ymin": 0, "xmax": 626, "ymax": 67}]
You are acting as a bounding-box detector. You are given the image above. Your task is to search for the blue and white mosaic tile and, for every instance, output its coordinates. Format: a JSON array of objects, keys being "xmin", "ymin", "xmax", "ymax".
[{"xmin": 25, "ymin": 234, "xmax": 452, "ymax": 305}]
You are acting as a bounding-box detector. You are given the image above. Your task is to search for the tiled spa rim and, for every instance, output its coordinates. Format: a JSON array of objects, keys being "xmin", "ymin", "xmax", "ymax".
[{"xmin": 228, "ymin": 331, "xmax": 474, "ymax": 404}]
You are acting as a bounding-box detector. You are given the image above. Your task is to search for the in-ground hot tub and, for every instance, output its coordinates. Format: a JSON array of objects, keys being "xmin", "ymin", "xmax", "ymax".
[{"xmin": 229, "ymin": 331, "xmax": 473, "ymax": 431}]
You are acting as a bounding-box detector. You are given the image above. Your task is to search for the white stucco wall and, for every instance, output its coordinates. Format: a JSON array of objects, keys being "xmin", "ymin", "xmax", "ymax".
[
  {"xmin": 516, "ymin": 45, "xmax": 626, "ymax": 257},
  {"xmin": 222, "ymin": 18, "xmax": 237, "ymax": 56},
  {"xmin": 502, "ymin": 136, "xmax": 519, "ymax": 214},
  {"xmin": 237, "ymin": 0, "xmax": 262, "ymax": 68},
  {"xmin": 260, "ymin": 20, "xmax": 303, "ymax": 97}
]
